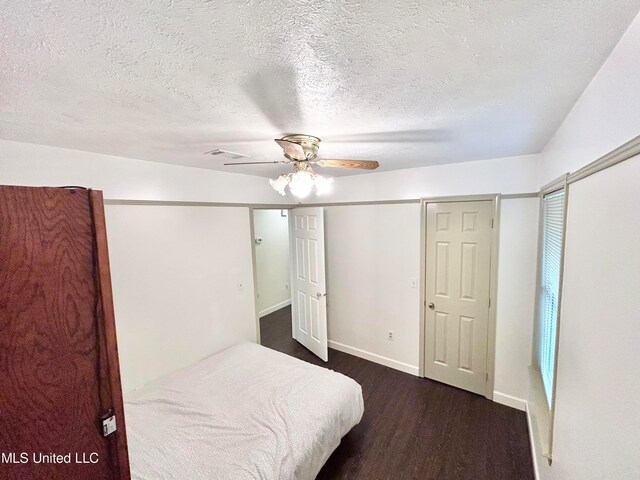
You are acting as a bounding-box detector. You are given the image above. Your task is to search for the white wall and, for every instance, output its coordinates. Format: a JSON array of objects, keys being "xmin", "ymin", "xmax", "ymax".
[
  {"xmin": 535, "ymin": 157, "xmax": 640, "ymax": 480},
  {"xmin": 530, "ymin": 11, "xmax": 640, "ymax": 479},
  {"xmin": 1, "ymin": 132, "xmax": 541, "ymax": 410},
  {"xmin": 254, "ymin": 209, "xmax": 291, "ymax": 316},
  {"xmin": 107, "ymin": 205, "xmax": 257, "ymax": 392},
  {"xmin": 306, "ymin": 154, "xmax": 542, "ymax": 403},
  {"xmin": 0, "ymin": 139, "xmax": 289, "ymax": 204},
  {"xmin": 325, "ymin": 204, "xmax": 421, "ymax": 374},
  {"xmin": 0, "ymin": 125, "xmax": 549, "ymax": 408},
  {"xmin": 307, "ymin": 153, "xmax": 541, "ymax": 203},
  {"xmin": 541, "ymin": 12, "xmax": 640, "ymax": 183},
  {"xmin": 494, "ymin": 198, "xmax": 539, "ymax": 405},
  {"xmin": 318, "ymin": 193, "xmax": 539, "ymax": 406},
  {"xmin": 0, "ymin": 140, "xmax": 274, "ymax": 393}
]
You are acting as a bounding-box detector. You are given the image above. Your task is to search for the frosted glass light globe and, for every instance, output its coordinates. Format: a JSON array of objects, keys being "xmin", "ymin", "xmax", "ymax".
[
  {"xmin": 269, "ymin": 174, "xmax": 290, "ymax": 196},
  {"xmin": 314, "ymin": 175, "xmax": 334, "ymax": 195},
  {"xmin": 288, "ymin": 171, "xmax": 315, "ymax": 198}
]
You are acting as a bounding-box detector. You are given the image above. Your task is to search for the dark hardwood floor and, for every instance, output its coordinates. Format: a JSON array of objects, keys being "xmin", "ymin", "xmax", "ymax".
[{"xmin": 260, "ymin": 306, "xmax": 534, "ymax": 480}]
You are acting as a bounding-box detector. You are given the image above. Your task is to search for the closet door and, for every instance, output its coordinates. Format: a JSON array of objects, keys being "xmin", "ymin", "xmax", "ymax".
[{"xmin": 0, "ymin": 186, "xmax": 130, "ymax": 480}]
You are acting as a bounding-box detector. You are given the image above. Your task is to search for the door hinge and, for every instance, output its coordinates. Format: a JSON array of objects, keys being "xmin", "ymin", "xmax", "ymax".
[
  {"xmin": 486, "ymin": 373, "xmax": 489, "ymax": 381},
  {"xmin": 491, "ymin": 218, "xmax": 494, "ymax": 228},
  {"xmin": 488, "ymin": 297, "xmax": 491, "ymax": 308}
]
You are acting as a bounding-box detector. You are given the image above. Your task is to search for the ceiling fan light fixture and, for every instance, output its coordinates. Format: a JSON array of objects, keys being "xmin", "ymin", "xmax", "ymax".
[
  {"xmin": 268, "ymin": 168, "xmax": 335, "ymax": 199},
  {"xmin": 314, "ymin": 175, "xmax": 334, "ymax": 196},
  {"xmin": 269, "ymin": 174, "xmax": 290, "ymax": 196},
  {"xmin": 288, "ymin": 170, "xmax": 315, "ymax": 198},
  {"xmin": 229, "ymin": 134, "xmax": 379, "ymax": 197}
]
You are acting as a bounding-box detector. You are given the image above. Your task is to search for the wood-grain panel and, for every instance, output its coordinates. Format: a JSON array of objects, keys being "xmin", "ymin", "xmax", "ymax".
[
  {"xmin": 91, "ymin": 190, "xmax": 131, "ymax": 479},
  {"xmin": 0, "ymin": 186, "xmax": 129, "ymax": 480}
]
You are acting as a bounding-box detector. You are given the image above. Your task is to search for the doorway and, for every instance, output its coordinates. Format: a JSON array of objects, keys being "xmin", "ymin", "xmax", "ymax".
[
  {"xmin": 252, "ymin": 207, "xmax": 329, "ymax": 361},
  {"xmin": 421, "ymin": 196, "xmax": 499, "ymax": 398},
  {"xmin": 253, "ymin": 209, "xmax": 292, "ymax": 320}
]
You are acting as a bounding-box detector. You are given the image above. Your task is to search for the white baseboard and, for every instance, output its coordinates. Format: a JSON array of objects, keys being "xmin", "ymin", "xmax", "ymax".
[
  {"xmin": 258, "ymin": 299, "xmax": 291, "ymax": 318},
  {"xmin": 328, "ymin": 340, "xmax": 420, "ymax": 376},
  {"xmin": 525, "ymin": 402, "xmax": 540, "ymax": 480},
  {"xmin": 494, "ymin": 392, "xmax": 538, "ymax": 479},
  {"xmin": 493, "ymin": 391, "xmax": 527, "ymax": 411},
  {"xmin": 327, "ymin": 342, "xmax": 537, "ymax": 478}
]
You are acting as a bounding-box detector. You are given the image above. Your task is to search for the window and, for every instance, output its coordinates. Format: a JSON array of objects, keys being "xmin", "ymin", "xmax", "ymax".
[
  {"xmin": 538, "ymin": 190, "xmax": 566, "ymax": 405},
  {"xmin": 531, "ymin": 176, "xmax": 568, "ymax": 463}
]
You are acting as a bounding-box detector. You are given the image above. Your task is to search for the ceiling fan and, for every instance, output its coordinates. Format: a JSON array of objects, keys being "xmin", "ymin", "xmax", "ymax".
[
  {"xmin": 210, "ymin": 66, "xmax": 447, "ymax": 198},
  {"xmin": 223, "ymin": 134, "xmax": 380, "ymax": 198}
]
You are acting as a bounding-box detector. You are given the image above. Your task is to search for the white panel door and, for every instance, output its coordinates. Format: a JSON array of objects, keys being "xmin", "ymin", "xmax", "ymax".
[
  {"xmin": 290, "ymin": 207, "xmax": 328, "ymax": 361},
  {"xmin": 425, "ymin": 201, "xmax": 493, "ymax": 395}
]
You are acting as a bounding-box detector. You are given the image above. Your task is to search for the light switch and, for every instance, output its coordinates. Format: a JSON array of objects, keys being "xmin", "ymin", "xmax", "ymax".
[{"xmin": 410, "ymin": 278, "xmax": 418, "ymax": 288}]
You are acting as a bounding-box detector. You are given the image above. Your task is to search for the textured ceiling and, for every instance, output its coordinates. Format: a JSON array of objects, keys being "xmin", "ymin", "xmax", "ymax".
[{"xmin": 1, "ymin": 1, "xmax": 639, "ymax": 177}]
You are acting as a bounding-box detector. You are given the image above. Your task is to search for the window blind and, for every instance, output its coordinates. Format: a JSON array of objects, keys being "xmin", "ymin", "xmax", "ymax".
[{"xmin": 539, "ymin": 190, "xmax": 565, "ymax": 406}]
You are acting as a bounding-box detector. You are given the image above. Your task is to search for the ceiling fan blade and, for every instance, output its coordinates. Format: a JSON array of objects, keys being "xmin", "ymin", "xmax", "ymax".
[
  {"xmin": 316, "ymin": 159, "xmax": 380, "ymax": 170},
  {"xmin": 274, "ymin": 139, "xmax": 306, "ymax": 161},
  {"xmin": 223, "ymin": 161, "xmax": 288, "ymax": 165}
]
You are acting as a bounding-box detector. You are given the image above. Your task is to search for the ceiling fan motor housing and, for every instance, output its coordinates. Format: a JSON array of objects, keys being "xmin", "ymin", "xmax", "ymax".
[{"xmin": 281, "ymin": 134, "xmax": 321, "ymax": 160}]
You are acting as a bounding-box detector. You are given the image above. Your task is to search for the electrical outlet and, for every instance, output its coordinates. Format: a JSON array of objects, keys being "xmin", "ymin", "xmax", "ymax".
[
  {"xmin": 387, "ymin": 330, "xmax": 394, "ymax": 341},
  {"xmin": 285, "ymin": 283, "xmax": 289, "ymax": 290}
]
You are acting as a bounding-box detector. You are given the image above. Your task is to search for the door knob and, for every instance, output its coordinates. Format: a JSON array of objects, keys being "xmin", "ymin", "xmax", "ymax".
[
  {"xmin": 316, "ymin": 292, "xmax": 327, "ymax": 298},
  {"xmin": 428, "ymin": 302, "xmax": 435, "ymax": 310}
]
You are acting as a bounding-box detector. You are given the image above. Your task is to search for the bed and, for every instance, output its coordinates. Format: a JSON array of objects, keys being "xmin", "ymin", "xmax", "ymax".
[{"xmin": 124, "ymin": 342, "xmax": 364, "ymax": 480}]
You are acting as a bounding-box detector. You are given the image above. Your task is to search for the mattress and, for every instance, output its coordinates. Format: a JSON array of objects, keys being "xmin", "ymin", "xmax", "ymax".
[{"xmin": 124, "ymin": 342, "xmax": 364, "ymax": 480}]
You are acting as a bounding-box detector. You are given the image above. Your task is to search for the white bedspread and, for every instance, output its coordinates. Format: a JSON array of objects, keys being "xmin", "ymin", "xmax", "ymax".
[{"xmin": 124, "ymin": 342, "xmax": 364, "ymax": 480}]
